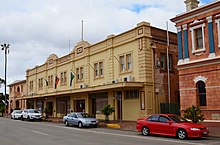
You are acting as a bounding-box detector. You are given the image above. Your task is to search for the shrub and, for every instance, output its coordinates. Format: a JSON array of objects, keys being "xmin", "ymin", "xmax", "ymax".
[
  {"xmin": 183, "ymin": 105, "xmax": 205, "ymax": 123},
  {"xmin": 101, "ymin": 105, "xmax": 115, "ymax": 123}
]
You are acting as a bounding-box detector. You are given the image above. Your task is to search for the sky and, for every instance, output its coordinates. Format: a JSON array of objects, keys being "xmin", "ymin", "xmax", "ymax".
[{"xmin": 0, "ymin": 0, "xmax": 215, "ymax": 93}]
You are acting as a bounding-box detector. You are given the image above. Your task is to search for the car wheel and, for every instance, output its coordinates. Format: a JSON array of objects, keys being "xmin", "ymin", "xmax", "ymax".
[
  {"xmin": 142, "ymin": 127, "xmax": 150, "ymax": 136},
  {"xmin": 11, "ymin": 116, "xmax": 13, "ymax": 119},
  {"xmin": 78, "ymin": 122, "xmax": 83, "ymax": 128},
  {"xmin": 21, "ymin": 116, "xmax": 24, "ymax": 121},
  {"xmin": 65, "ymin": 120, "xmax": 69, "ymax": 126},
  {"xmin": 177, "ymin": 129, "xmax": 188, "ymax": 140}
]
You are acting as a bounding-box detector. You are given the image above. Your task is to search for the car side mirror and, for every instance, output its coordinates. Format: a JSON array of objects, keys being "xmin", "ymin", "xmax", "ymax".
[{"xmin": 169, "ymin": 121, "xmax": 173, "ymax": 125}]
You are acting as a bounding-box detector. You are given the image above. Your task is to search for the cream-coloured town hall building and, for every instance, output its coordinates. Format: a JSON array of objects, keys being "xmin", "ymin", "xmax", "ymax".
[{"xmin": 12, "ymin": 22, "xmax": 178, "ymax": 121}]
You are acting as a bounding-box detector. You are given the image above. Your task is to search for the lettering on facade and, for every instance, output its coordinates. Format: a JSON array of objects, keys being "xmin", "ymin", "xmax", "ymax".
[
  {"xmin": 77, "ymin": 47, "xmax": 83, "ymax": 54},
  {"xmin": 58, "ymin": 56, "xmax": 71, "ymax": 64},
  {"xmin": 48, "ymin": 59, "xmax": 54, "ymax": 66},
  {"xmin": 138, "ymin": 28, "xmax": 143, "ymax": 35}
]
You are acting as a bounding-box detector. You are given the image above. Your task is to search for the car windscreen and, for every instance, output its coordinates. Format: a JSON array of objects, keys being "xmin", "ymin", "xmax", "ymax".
[
  {"xmin": 168, "ymin": 115, "xmax": 188, "ymax": 123},
  {"xmin": 28, "ymin": 110, "xmax": 39, "ymax": 113},
  {"xmin": 15, "ymin": 110, "xmax": 22, "ymax": 113},
  {"xmin": 77, "ymin": 113, "xmax": 90, "ymax": 118}
]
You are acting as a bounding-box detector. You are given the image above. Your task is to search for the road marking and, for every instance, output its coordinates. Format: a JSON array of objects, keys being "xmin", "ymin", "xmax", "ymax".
[
  {"xmin": 0, "ymin": 122, "xmax": 7, "ymax": 125},
  {"xmin": 47, "ymin": 124, "xmax": 204, "ymax": 145},
  {"xmin": 31, "ymin": 130, "xmax": 49, "ymax": 136}
]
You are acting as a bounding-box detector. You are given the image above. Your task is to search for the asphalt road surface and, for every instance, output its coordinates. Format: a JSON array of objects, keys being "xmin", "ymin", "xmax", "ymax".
[{"xmin": 0, "ymin": 117, "xmax": 219, "ymax": 145}]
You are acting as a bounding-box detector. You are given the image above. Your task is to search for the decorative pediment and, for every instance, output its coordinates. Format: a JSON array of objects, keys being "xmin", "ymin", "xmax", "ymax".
[
  {"xmin": 193, "ymin": 76, "xmax": 207, "ymax": 83},
  {"xmin": 46, "ymin": 54, "xmax": 58, "ymax": 66}
]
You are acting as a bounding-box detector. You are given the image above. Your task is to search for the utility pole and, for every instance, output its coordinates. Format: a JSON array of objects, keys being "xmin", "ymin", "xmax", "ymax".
[{"xmin": 1, "ymin": 43, "xmax": 10, "ymax": 116}]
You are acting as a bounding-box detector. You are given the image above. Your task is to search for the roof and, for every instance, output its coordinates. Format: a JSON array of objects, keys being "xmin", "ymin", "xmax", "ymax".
[
  {"xmin": 171, "ymin": 0, "xmax": 220, "ymax": 23},
  {"xmin": 8, "ymin": 80, "xmax": 26, "ymax": 86}
]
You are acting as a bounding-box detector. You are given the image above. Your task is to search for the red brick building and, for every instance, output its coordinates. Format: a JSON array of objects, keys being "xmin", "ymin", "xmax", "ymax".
[{"xmin": 171, "ymin": 0, "xmax": 220, "ymax": 120}]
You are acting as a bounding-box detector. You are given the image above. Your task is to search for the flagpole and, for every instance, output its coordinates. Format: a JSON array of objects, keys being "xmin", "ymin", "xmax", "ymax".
[
  {"xmin": 166, "ymin": 21, "xmax": 171, "ymax": 113},
  {"xmin": 81, "ymin": 20, "xmax": 84, "ymax": 41}
]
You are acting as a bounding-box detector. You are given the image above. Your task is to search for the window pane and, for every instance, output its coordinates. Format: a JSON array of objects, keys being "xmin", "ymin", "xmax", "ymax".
[
  {"xmin": 195, "ymin": 28, "xmax": 203, "ymax": 49},
  {"xmin": 120, "ymin": 56, "xmax": 125, "ymax": 71}
]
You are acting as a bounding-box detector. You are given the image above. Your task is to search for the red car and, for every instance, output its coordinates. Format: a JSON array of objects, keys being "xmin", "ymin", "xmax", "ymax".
[{"xmin": 136, "ymin": 114, "xmax": 209, "ymax": 139}]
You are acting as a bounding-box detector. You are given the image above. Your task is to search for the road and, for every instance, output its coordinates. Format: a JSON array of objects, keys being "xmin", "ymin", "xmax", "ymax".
[{"xmin": 0, "ymin": 117, "xmax": 219, "ymax": 145}]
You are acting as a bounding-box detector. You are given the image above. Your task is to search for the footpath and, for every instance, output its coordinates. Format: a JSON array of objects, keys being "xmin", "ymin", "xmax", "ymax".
[{"xmin": 46, "ymin": 118, "xmax": 220, "ymax": 138}]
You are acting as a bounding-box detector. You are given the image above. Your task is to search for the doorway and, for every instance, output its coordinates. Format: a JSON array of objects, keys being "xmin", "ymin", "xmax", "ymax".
[
  {"xmin": 46, "ymin": 102, "xmax": 53, "ymax": 116},
  {"xmin": 75, "ymin": 100, "xmax": 85, "ymax": 112}
]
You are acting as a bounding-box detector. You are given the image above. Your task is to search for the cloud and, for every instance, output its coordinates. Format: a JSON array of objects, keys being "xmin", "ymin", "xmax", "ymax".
[{"xmin": 0, "ymin": 0, "xmax": 213, "ymax": 93}]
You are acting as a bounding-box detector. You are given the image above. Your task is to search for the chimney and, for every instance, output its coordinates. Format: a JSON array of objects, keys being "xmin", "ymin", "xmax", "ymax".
[{"xmin": 184, "ymin": 0, "xmax": 200, "ymax": 12}]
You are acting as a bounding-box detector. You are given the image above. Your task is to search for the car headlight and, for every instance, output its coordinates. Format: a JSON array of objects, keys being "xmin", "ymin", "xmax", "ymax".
[{"xmin": 190, "ymin": 128, "xmax": 200, "ymax": 131}]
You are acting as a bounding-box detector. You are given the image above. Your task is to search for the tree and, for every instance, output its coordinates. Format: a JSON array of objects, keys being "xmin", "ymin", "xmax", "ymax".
[
  {"xmin": 0, "ymin": 103, "xmax": 4, "ymax": 117},
  {"xmin": 101, "ymin": 104, "xmax": 115, "ymax": 123},
  {"xmin": 44, "ymin": 107, "xmax": 51, "ymax": 119},
  {"xmin": 183, "ymin": 105, "xmax": 205, "ymax": 123}
]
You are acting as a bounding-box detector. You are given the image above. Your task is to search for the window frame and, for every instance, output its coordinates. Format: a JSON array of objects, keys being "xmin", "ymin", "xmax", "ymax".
[
  {"xmin": 190, "ymin": 23, "xmax": 206, "ymax": 54},
  {"xmin": 215, "ymin": 18, "xmax": 220, "ymax": 48},
  {"xmin": 160, "ymin": 53, "xmax": 166, "ymax": 70},
  {"xmin": 118, "ymin": 52, "xmax": 132, "ymax": 73},
  {"xmin": 196, "ymin": 81, "xmax": 207, "ymax": 106},
  {"xmin": 76, "ymin": 67, "xmax": 84, "ymax": 82}
]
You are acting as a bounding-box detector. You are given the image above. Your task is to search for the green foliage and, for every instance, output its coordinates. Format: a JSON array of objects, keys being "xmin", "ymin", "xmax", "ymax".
[
  {"xmin": 44, "ymin": 107, "xmax": 51, "ymax": 118},
  {"xmin": 0, "ymin": 103, "xmax": 4, "ymax": 112},
  {"xmin": 101, "ymin": 104, "xmax": 115, "ymax": 122},
  {"xmin": 183, "ymin": 105, "xmax": 205, "ymax": 123}
]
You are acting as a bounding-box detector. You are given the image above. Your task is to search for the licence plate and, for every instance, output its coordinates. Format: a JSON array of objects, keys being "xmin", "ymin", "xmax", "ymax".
[{"xmin": 203, "ymin": 132, "xmax": 207, "ymax": 134}]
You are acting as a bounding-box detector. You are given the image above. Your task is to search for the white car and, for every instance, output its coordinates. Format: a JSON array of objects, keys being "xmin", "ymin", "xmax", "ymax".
[
  {"xmin": 11, "ymin": 110, "xmax": 22, "ymax": 119},
  {"xmin": 21, "ymin": 109, "xmax": 42, "ymax": 121}
]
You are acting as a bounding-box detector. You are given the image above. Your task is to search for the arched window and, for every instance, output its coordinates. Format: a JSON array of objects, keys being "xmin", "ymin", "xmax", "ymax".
[
  {"xmin": 196, "ymin": 81, "xmax": 206, "ymax": 106},
  {"xmin": 17, "ymin": 87, "xmax": 20, "ymax": 92},
  {"xmin": 16, "ymin": 100, "xmax": 20, "ymax": 108}
]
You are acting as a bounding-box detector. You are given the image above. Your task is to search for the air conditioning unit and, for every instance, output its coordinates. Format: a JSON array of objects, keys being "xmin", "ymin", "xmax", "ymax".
[
  {"xmin": 80, "ymin": 84, "xmax": 87, "ymax": 88},
  {"xmin": 124, "ymin": 75, "xmax": 133, "ymax": 82},
  {"xmin": 112, "ymin": 79, "xmax": 119, "ymax": 84}
]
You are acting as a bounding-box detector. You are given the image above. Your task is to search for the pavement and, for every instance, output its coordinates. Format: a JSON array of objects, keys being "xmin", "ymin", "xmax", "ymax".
[{"xmin": 44, "ymin": 117, "xmax": 220, "ymax": 138}]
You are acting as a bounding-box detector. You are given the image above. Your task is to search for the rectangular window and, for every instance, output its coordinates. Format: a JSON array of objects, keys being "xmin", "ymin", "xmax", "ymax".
[
  {"xmin": 216, "ymin": 19, "xmax": 220, "ymax": 48},
  {"xmin": 21, "ymin": 85, "xmax": 23, "ymax": 92},
  {"xmin": 160, "ymin": 53, "xmax": 165, "ymax": 70},
  {"xmin": 99, "ymin": 62, "xmax": 103, "ymax": 76},
  {"xmin": 119, "ymin": 53, "xmax": 132, "ymax": 72},
  {"xmin": 120, "ymin": 55, "xmax": 125, "ymax": 71},
  {"xmin": 76, "ymin": 67, "xmax": 84, "ymax": 81},
  {"xmin": 48, "ymin": 75, "xmax": 53, "ymax": 87},
  {"xmin": 30, "ymin": 81, "xmax": 34, "ymax": 91},
  {"xmin": 169, "ymin": 54, "xmax": 172, "ymax": 71},
  {"xmin": 126, "ymin": 54, "xmax": 132, "ymax": 70},
  {"xmin": 125, "ymin": 90, "xmax": 139, "ymax": 99},
  {"xmin": 38, "ymin": 78, "xmax": 43, "ymax": 89},
  {"xmin": 96, "ymin": 97, "xmax": 108, "ymax": 114},
  {"xmin": 61, "ymin": 72, "xmax": 67, "ymax": 85},
  {"xmin": 195, "ymin": 28, "xmax": 203, "ymax": 49},
  {"xmin": 94, "ymin": 63, "xmax": 98, "ymax": 77},
  {"xmin": 94, "ymin": 61, "xmax": 104, "ymax": 78},
  {"xmin": 190, "ymin": 22, "xmax": 205, "ymax": 53}
]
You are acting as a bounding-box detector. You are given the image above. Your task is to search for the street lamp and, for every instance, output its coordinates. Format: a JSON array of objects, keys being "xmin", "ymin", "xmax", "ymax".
[{"xmin": 1, "ymin": 43, "xmax": 10, "ymax": 116}]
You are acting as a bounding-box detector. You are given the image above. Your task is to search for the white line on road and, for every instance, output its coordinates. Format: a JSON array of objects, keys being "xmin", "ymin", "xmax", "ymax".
[
  {"xmin": 47, "ymin": 124, "xmax": 205, "ymax": 145},
  {"xmin": 0, "ymin": 122, "xmax": 7, "ymax": 125},
  {"xmin": 31, "ymin": 130, "xmax": 49, "ymax": 136}
]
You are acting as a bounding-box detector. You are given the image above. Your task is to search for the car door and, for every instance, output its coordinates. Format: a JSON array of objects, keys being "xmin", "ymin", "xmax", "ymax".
[
  {"xmin": 67, "ymin": 114, "xmax": 74, "ymax": 125},
  {"xmin": 72, "ymin": 113, "xmax": 79, "ymax": 125},
  {"xmin": 146, "ymin": 115, "xmax": 159, "ymax": 134},
  {"xmin": 158, "ymin": 115, "xmax": 174, "ymax": 136}
]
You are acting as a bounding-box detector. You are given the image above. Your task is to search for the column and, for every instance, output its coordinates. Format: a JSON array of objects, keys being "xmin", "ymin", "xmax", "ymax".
[
  {"xmin": 207, "ymin": 16, "xmax": 215, "ymax": 57},
  {"xmin": 183, "ymin": 24, "xmax": 189, "ymax": 61}
]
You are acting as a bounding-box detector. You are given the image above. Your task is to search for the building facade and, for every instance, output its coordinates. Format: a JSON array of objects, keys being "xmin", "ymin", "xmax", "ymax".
[
  {"xmin": 8, "ymin": 80, "xmax": 27, "ymax": 113},
  {"xmin": 171, "ymin": 0, "xmax": 220, "ymax": 120},
  {"xmin": 24, "ymin": 21, "xmax": 178, "ymax": 121}
]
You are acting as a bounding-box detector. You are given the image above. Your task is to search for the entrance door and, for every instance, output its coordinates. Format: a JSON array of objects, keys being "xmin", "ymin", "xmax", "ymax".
[
  {"xmin": 117, "ymin": 91, "xmax": 122, "ymax": 121},
  {"xmin": 46, "ymin": 102, "xmax": 53, "ymax": 116},
  {"xmin": 75, "ymin": 100, "xmax": 85, "ymax": 112}
]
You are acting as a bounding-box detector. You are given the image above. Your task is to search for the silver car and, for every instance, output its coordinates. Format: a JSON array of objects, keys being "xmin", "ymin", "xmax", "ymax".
[
  {"xmin": 11, "ymin": 110, "xmax": 22, "ymax": 119},
  {"xmin": 63, "ymin": 112, "xmax": 98, "ymax": 128}
]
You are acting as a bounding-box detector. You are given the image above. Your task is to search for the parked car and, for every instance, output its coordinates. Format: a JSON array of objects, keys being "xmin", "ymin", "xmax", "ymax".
[
  {"xmin": 136, "ymin": 114, "xmax": 209, "ymax": 139},
  {"xmin": 11, "ymin": 110, "xmax": 22, "ymax": 119},
  {"xmin": 63, "ymin": 112, "xmax": 98, "ymax": 128},
  {"xmin": 21, "ymin": 109, "xmax": 42, "ymax": 121}
]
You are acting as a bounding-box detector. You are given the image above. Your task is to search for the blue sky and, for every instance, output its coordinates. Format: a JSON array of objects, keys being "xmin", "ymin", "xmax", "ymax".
[{"xmin": 0, "ymin": 0, "xmax": 218, "ymax": 93}]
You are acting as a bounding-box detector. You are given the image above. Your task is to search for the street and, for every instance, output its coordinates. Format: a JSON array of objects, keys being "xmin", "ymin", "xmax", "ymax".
[{"xmin": 0, "ymin": 117, "xmax": 219, "ymax": 145}]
